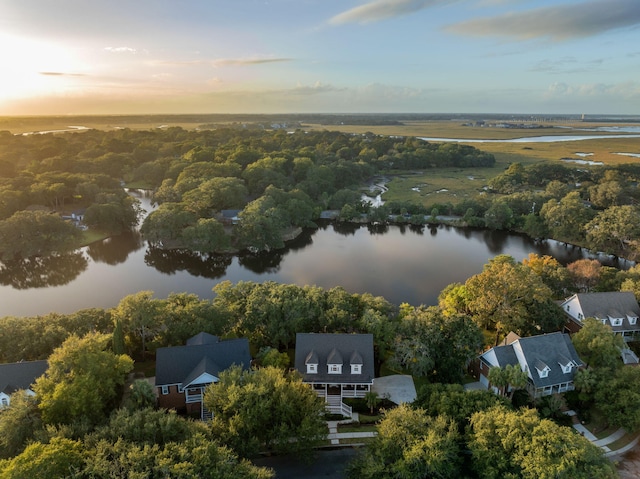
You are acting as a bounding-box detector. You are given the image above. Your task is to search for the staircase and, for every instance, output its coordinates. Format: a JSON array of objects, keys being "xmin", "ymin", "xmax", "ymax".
[
  {"xmin": 201, "ymin": 403, "xmax": 213, "ymax": 421},
  {"xmin": 621, "ymin": 347, "xmax": 640, "ymax": 365},
  {"xmin": 325, "ymin": 395, "xmax": 353, "ymax": 418}
]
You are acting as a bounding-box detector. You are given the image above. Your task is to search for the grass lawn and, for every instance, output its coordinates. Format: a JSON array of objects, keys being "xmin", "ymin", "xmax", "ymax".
[
  {"xmin": 606, "ymin": 431, "xmax": 638, "ymax": 451},
  {"xmin": 79, "ymin": 229, "xmax": 109, "ymax": 246}
]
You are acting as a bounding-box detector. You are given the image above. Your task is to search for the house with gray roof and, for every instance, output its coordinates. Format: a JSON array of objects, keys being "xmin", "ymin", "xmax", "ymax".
[
  {"xmin": 560, "ymin": 291, "xmax": 640, "ymax": 342},
  {"xmin": 477, "ymin": 332, "xmax": 583, "ymax": 398},
  {"xmin": 0, "ymin": 360, "xmax": 48, "ymax": 408},
  {"xmin": 155, "ymin": 333, "xmax": 251, "ymax": 419},
  {"xmin": 294, "ymin": 333, "xmax": 374, "ymax": 417}
]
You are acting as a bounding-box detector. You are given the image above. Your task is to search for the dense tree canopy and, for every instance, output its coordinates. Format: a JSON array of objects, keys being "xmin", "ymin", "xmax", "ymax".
[
  {"xmin": 205, "ymin": 366, "xmax": 326, "ymax": 458},
  {"xmin": 33, "ymin": 332, "xmax": 133, "ymax": 425},
  {"xmin": 347, "ymin": 404, "xmax": 461, "ymax": 479}
]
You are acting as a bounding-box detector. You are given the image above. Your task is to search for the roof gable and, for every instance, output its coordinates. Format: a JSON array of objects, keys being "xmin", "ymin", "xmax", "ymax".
[
  {"xmin": 294, "ymin": 333, "xmax": 374, "ymax": 384},
  {"xmin": 514, "ymin": 332, "xmax": 583, "ymax": 387},
  {"xmin": 573, "ymin": 292, "xmax": 640, "ymax": 330},
  {"xmin": 155, "ymin": 336, "xmax": 250, "ymax": 387},
  {"xmin": 0, "ymin": 360, "xmax": 48, "ymax": 396}
]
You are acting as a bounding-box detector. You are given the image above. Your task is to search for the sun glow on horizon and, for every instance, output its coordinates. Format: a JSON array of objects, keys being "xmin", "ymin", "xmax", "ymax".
[{"xmin": 0, "ymin": 34, "xmax": 85, "ymax": 103}]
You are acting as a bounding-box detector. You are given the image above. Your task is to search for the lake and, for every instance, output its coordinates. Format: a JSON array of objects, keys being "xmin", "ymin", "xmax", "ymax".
[{"xmin": 0, "ymin": 192, "xmax": 624, "ymax": 318}]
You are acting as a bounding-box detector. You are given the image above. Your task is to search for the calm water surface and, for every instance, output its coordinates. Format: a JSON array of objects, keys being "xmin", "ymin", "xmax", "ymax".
[{"xmin": 0, "ymin": 213, "xmax": 621, "ymax": 317}]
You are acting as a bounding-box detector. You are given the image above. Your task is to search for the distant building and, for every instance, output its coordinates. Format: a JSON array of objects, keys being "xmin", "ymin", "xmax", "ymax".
[
  {"xmin": 0, "ymin": 360, "xmax": 48, "ymax": 407},
  {"xmin": 476, "ymin": 332, "xmax": 583, "ymax": 398},
  {"xmin": 155, "ymin": 333, "xmax": 251, "ymax": 420},
  {"xmin": 294, "ymin": 333, "xmax": 374, "ymax": 418}
]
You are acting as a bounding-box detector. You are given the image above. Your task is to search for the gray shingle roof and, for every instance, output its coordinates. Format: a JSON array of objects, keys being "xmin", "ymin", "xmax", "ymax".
[
  {"xmin": 573, "ymin": 291, "xmax": 640, "ymax": 332},
  {"xmin": 294, "ymin": 333, "xmax": 374, "ymax": 384},
  {"xmin": 515, "ymin": 332, "xmax": 584, "ymax": 388},
  {"xmin": 0, "ymin": 360, "xmax": 48, "ymax": 395},
  {"xmin": 155, "ymin": 335, "xmax": 250, "ymax": 387},
  {"xmin": 482, "ymin": 332, "xmax": 583, "ymax": 390}
]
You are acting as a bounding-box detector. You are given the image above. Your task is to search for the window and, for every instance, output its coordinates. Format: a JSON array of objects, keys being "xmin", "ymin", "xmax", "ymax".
[
  {"xmin": 328, "ymin": 364, "xmax": 342, "ymax": 374},
  {"xmin": 161, "ymin": 385, "xmax": 169, "ymax": 395},
  {"xmin": 307, "ymin": 363, "xmax": 317, "ymax": 374},
  {"xmin": 1, "ymin": 397, "xmax": 8, "ymax": 407},
  {"xmin": 351, "ymin": 364, "xmax": 362, "ymax": 375},
  {"xmin": 578, "ymin": 313, "xmax": 583, "ymax": 320},
  {"xmin": 562, "ymin": 363, "xmax": 573, "ymax": 374},
  {"xmin": 630, "ymin": 316, "xmax": 638, "ymax": 325},
  {"xmin": 611, "ymin": 318, "xmax": 623, "ymax": 327},
  {"xmin": 566, "ymin": 305, "xmax": 570, "ymax": 311}
]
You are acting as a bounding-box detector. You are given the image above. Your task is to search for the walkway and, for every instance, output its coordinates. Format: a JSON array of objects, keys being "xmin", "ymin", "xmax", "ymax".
[
  {"xmin": 325, "ymin": 414, "xmax": 377, "ymax": 446},
  {"xmin": 565, "ymin": 409, "xmax": 638, "ymax": 457}
]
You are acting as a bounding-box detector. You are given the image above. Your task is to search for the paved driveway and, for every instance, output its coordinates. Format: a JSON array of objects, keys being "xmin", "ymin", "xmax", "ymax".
[{"xmin": 371, "ymin": 375, "xmax": 417, "ymax": 404}]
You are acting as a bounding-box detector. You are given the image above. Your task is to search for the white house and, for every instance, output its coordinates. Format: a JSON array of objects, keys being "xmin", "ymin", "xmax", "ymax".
[
  {"xmin": 478, "ymin": 332, "xmax": 584, "ymax": 398},
  {"xmin": 560, "ymin": 291, "xmax": 640, "ymax": 342},
  {"xmin": 294, "ymin": 333, "xmax": 374, "ymax": 418},
  {"xmin": 0, "ymin": 360, "xmax": 48, "ymax": 408}
]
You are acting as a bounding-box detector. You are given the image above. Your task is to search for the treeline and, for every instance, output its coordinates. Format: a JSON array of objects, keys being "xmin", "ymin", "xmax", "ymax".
[
  {"xmin": 0, "ymin": 127, "xmax": 494, "ymax": 257},
  {"xmin": 428, "ymin": 161, "xmax": 640, "ymax": 260}
]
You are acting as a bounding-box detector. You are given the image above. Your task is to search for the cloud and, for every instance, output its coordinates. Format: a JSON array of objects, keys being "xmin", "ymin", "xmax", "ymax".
[
  {"xmin": 39, "ymin": 72, "xmax": 86, "ymax": 77},
  {"xmin": 211, "ymin": 57, "xmax": 293, "ymax": 67},
  {"xmin": 544, "ymin": 81, "xmax": 640, "ymax": 100},
  {"xmin": 151, "ymin": 57, "xmax": 293, "ymax": 68},
  {"xmin": 329, "ymin": 0, "xmax": 454, "ymax": 25},
  {"xmin": 447, "ymin": 0, "xmax": 640, "ymax": 41},
  {"xmin": 104, "ymin": 46, "xmax": 138, "ymax": 54},
  {"xmin": 529, "ymin": 57, "xmax": 605, "ymax": 74}
]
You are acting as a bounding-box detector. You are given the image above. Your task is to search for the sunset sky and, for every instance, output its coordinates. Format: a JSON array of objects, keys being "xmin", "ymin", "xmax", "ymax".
[{"xmin": 1, "ymin": 0, "xmax": 639, "ymax": 115}]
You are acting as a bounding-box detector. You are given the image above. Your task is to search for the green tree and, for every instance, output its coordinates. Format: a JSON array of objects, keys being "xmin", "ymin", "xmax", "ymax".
[
  {"xmin": 204, "ymin": 366, "xmax": 326, "ymax": 458},
  {"xmin": 0, "ymin": 210, "xmax": 81, "ymax": 260},
  {"xmin": 462, "ymin": 255, "xmax": 561, "ymax": 339},
  {"xmin": 0, "ymin": 437, "xmax": 85, "ymax": 479},
  {"xmin": 123, "ymin": 379, "xmax": 157, "ymax": 411},
  {"xmin": 469, "ymin": 406, "xmax": 616, "ymax": 479},
  {"xmin": 572, "ymin": 317, "xmax": 624, "ymax": 369},
  {"xmin": 33, "ymin": 332, "xmax": 133, "ymax": 426},
  {"xmin": 346, "ymin": 404, "xmax": 461, "ymax": 479},
  {"xmin": 392, "ymin": 305, "xmax": 483, "ymax": 382},
  {"xmin": 595, "ymin": 366, "xmax": 640, "ymax": 431},
  {"xmin": 487, "ymin": 364, "xmax": 529, "ymax": 399},
  {"xmin": 112, "ymin": 291, "xmax": 162, "ymax": 359},
  {"xmin": 585, "ymin": 205, "xmax": 640, "ymax": 258},
  {"xmin": 0, "ymin": 392, "xmax": 43, "ymax": 459},
  {"xmin": 540, "ymin": 191, "xmax": 594, "ymax": 244}
]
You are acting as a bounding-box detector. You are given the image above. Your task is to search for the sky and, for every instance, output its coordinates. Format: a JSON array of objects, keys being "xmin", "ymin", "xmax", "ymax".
[{"xmin": 1, "ymin": 0, "xmax": 639, "ymax": 115}]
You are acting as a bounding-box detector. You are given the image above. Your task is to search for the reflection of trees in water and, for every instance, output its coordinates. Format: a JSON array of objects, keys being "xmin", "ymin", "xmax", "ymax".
[
  {"xmin": 86, "ymin": 230, "xmax": 144, "ymax": 265},
  {"xmin": 367, "ymin": 224, "xmax": 388, "ymax": 235},
  {"xmin": 409, "ymin": 224, "xmax": 425, "ymax": 235},
  {"xmin": 428, "ymin": 225, "xmax": 438, "ymax": 236},
  {"xmin": 144, "ymin": 246, "xmax": 231, "ymax": 279},
  {"xmin": 238, "ymin": 250, "xmax": 283, "ymax": 274},
  {"xmin": 0, "ymin": 252, "xmax": 88, "ymax": 289},
  {"xmin": 332, "ymin": 222, "xmax": 359, "ymax": 236},
  {"xmin": 285, "ymin": 228, "xmax": 314, "ymax": 252}
]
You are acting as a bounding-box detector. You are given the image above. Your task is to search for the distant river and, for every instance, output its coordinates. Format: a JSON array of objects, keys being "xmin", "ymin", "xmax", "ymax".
[
  {"xmin": 0, "ymin": 191, "xmax": 627, "ymax": 317},
  {"xmin": 419, "ymin": 134, "xmax": 640, "ymax": 143}
]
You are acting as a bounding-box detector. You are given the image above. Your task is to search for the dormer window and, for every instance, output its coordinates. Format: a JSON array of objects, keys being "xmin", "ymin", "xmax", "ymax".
[
  {"xmin": 351, "ymin": 364, "xmax": 362, "ymax": 374},
  {"xmin": 610, "ymin": 317, "xmax": 623, "ymax": 327},
  {"xmin": 327, "ymin": 348, "xmax": 343, "ymax": 375},
  {"xmin": 305, "ymin": 350, "xmax": 319, "ymax": 375},
  {"xmin": 629, "ymin": 315, "xmax": 638, "ymax": 326},
  {"xmin": 558, "ymin": 355, "xmax": 574, "ymax": 374},
  {"xmin": 535, "ymin": 360, "xmax": 550, "ymax": 379},
  {"xmin": 600, "ymin": 318, "xmax": 607, "ymax": 325},
  {"xmin": 350, "ymin": 350, "xmax": 363, "ymax": 376}
]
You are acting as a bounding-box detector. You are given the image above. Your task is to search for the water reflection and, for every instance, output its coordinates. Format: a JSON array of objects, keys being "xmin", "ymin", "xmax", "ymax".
[
  {"xmin": 238, "ymin": 251, "xmax": 283, "ymax": 274},
  {"xmin": 144, "ymin": 247, "xmax": 232, "ymax": 279},
  {"xmin": 332, "ymin": 222, "xmax": 359, "ymax": 236},
  {"xmin": 0, "ymin": 252, "xmax": 88, "ymax": 289},
  {"xmin": 86, "ymin": 230, "xmax": 144, "ymax": 265}
]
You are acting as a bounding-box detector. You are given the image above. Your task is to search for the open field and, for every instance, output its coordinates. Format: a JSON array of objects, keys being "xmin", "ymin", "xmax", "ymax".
[{"xmin": 3, "ymin": 115, "xmax": 639, "ymax": 210}]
